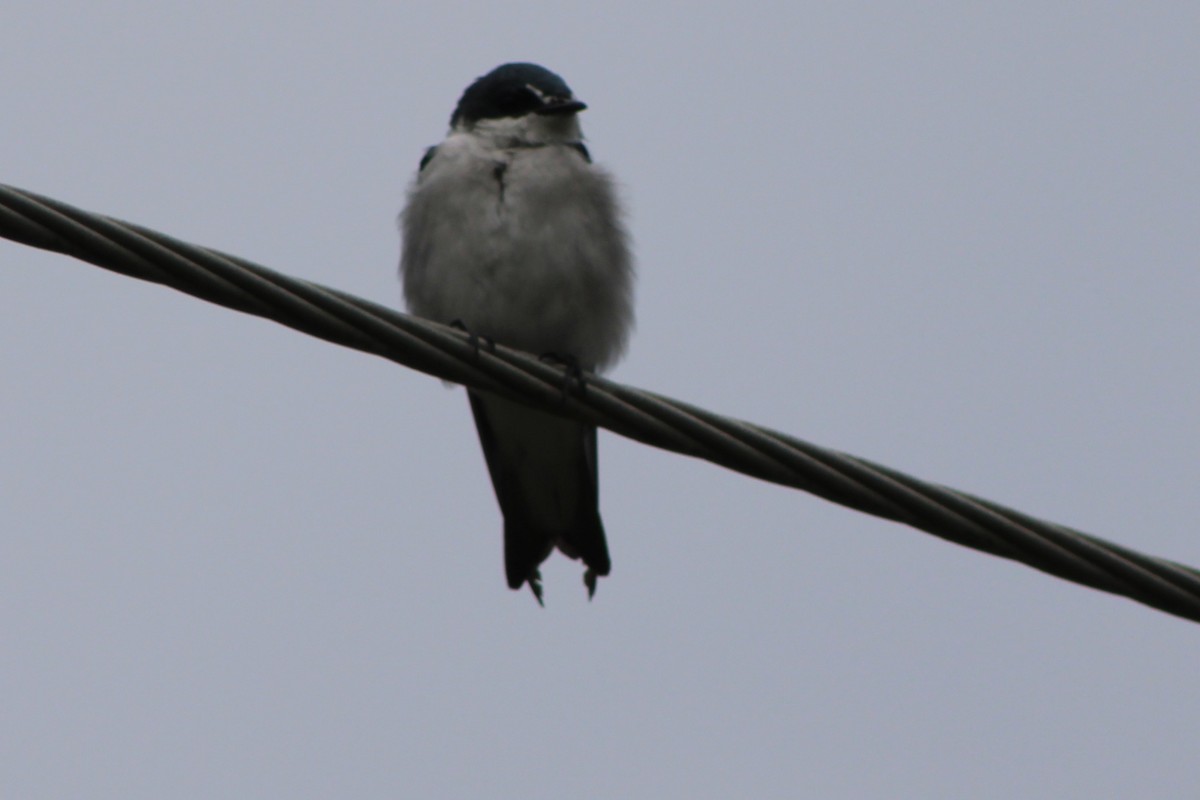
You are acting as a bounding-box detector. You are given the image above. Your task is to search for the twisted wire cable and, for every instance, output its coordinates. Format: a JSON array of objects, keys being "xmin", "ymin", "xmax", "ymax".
[{"xmin": 3, "ymin": 181, "xmax": 1198, "ymax": 624}]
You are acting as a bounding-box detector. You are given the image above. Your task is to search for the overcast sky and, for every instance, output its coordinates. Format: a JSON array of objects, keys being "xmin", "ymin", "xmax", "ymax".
[{"xmin": 2, "ymin": 3, "xmax": 1198, "ymax": 797}]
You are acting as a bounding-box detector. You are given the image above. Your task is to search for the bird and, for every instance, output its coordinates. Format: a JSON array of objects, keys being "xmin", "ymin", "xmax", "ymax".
[{"xmin": 399, "ymin": 63, "xmax": 634, "ymax": 603}]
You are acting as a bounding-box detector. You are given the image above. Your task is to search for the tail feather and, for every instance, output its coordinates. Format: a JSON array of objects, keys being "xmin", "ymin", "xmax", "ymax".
[{"xmin": 468, "ymin": 389, "xmax": 611, "ymax": 600}]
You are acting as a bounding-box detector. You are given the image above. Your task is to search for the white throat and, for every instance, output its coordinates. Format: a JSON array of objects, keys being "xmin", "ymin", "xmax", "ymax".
[{"xmin": 462, "ymin": 113, "xmax": 583, "ymax": 149}]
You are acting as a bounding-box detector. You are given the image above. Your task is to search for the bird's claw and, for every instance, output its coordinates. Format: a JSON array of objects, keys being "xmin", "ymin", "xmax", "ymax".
[
  {"xmin": 539, "ymin": 352, "xmax": 588, "ymax": 399},
  {"xmin": 449, "ymin": 319, "xmax": 495, "ymax": 359}
]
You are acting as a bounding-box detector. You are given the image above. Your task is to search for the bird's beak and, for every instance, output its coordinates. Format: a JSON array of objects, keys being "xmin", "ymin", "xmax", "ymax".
[{"xmin": 536, "ymin": 98, "xmax": 587, "ymax": 116}]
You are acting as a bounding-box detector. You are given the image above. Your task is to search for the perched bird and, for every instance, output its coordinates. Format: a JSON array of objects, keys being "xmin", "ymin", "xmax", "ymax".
[{"xmin": 399, "ymin": 63, "xmax": 634, "ymax": 603}]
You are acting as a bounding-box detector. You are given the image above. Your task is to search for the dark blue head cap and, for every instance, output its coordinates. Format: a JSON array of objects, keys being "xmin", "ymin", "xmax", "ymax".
[{"xmin": 451, "ymin": 63, "xmax": 587, "ymax": 128}]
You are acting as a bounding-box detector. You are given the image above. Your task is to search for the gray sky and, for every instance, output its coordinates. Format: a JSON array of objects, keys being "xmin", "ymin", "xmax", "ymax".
[{"xmin": 2, "ymin": 3, "xmax": 1198, "ymax": 797}]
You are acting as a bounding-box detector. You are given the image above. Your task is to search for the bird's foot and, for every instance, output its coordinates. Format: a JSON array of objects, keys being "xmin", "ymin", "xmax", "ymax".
[
  {"xmin": 449, "ymin": 319, "xmax": 496, "ymax": 360},
  {"xmin": 583, "ymin": 567, "xmax": 599, "ymax": 600},
  {"xmin": 539, "ymin": 352, "xmax": 588, "ymax": 400}
]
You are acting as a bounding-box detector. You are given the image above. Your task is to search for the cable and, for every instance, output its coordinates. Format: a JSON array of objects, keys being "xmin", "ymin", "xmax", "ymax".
[{"xmin": 3, "ymin": 181, "xmax": 1198, "ymax": 624}]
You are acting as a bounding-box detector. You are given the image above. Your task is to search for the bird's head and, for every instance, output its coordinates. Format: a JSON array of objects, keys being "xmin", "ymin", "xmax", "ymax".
[{"xmin": 450, "ymin": 62, "xmax": 587, "ymax": 144}]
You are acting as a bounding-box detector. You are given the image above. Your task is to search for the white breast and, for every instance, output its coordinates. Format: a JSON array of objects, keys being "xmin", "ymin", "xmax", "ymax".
[{"xmin": 400, "ymin": 131, "xmax": 633, "ymax": 372}]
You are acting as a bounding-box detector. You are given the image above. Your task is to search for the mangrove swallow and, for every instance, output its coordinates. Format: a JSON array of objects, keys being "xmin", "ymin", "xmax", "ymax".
[{"xmin": 399, "ymin": 62, "xmax": 634, "ymax": 603}]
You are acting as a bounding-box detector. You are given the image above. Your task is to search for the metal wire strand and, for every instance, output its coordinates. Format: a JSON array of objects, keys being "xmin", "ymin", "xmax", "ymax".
[{"xmin": 3, "ymin": 181, "xmax": 1198, "ymax": 624}]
